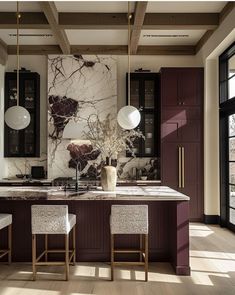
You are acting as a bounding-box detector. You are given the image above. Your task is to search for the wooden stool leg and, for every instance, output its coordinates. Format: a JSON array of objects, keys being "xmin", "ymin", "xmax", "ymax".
[
  {"xmin": 65, "ymin": 234, "xmax": 69, "ymax": 281},
  {"xmin": 72, "ymin": 226, "xmax": 76, "ymax": 265},
  {"xmin": 8, "ymin": 224, "xmax": 12, "ymax": 264},
  {"xmin": 145, "ymin": 234, "xmax": 148, "ymax": 282},
  {"xmin": 140, "ymin": 234, "xmax": 143, "ymax": 262},
  {"xmin": 32, "ymin": 234, "xmax": 36, "ymax": 281},
  {"xmin": 111, "ymin": 234, "xmax": 114, "ymax": 281},
  {"xmin": 45, "ymin": 234, "xmax": 48, "ymax": 262}
]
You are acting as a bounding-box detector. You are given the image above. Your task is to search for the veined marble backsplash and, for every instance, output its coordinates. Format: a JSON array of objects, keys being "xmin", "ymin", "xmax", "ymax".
[
  {"xmin": 1, "ymin": 55, "xmax": 159, "ymax": 181},
  {"xmin": 3, "ymin": 154, "xmax": 47, "ymax": 179}
]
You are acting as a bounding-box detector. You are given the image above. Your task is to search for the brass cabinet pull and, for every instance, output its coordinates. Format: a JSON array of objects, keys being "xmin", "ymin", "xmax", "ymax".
[
  {"xmin": 178, "ymin": 147, "xmax": 182, "ymax": 188},
  {"xmin": 181, "ymin": 147, "xmax": 185, "ymax": 188}
]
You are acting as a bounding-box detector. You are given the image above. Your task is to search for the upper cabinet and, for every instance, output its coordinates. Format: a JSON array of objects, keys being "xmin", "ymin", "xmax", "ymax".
[
  {"xmin": 161, "ymin": 68, "xmax": 203, "ymax": 107},
  {"xmin": 127, "ymin": 72, "xmax": 160, "ymax": 157},
  {"xmin": 4, "ymin": 72, "xmax": 40, "ymax": 157}
]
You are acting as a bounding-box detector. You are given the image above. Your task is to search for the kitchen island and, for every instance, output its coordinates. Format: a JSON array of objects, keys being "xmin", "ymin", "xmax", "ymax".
[{"xmin": 0, "ymin": 186, "xmax": 190, "ymax": 275}]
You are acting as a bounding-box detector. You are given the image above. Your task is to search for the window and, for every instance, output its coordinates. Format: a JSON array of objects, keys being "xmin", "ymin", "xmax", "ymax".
[
  {"xmin": 219, "ymin": 42, "xmax": 235, "ymax": 104},
  {"xmin": 220, "ymin": 42, "xmax": 235, "ymax": 232}
]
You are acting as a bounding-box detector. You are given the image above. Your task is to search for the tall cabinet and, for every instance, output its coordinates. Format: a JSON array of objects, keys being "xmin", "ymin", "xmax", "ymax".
[
  {"xmin": 127, "ymin": 72, "xmax": 160, "ymax": 157},
  {"xmin": 4, "ymin": 72, "xmax": 40, "ymax": 157},
  {"xmin": 161, "ymin": 68, "xmax": 204, "ymax": 221}
]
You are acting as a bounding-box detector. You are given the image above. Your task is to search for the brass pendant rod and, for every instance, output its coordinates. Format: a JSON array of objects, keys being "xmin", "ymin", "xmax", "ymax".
[
  {"xmin": 16, "ymin": 1, "xmax": 20, "ymax": 106},
  {"xmin": 127, "ymin": 1, "xmax": 131, "ymax": 106}
]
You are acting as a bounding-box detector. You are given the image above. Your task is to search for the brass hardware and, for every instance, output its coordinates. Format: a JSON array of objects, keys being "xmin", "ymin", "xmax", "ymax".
[
  {"xmin": 182, "ymin": 146, "xmax": 185, "ymax": 188},
  {"xmin": 31, "ymin": 227, "xmax": 76, "ymax": 281},
  {"xmin": 110, "ymin": 233, "xmax": 148, "ymax": 281},
  {"xmin": 178, "ymin": 146, "xmax": 182, "ymax": 188}
]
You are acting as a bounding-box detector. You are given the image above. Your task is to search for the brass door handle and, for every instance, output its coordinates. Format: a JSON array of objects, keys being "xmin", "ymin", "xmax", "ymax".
[
  {"xmin": 178, "ymin": 146, "xmax": 182, "ymax": 188},
  {"xmin": 181, "ymin": 147, "xmax": 185, "ymax": 188}
]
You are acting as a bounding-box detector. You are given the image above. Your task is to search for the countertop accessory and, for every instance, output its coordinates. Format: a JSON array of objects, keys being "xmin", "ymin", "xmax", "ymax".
[
  {"xmin": 4, "ymin": 1, "xmax": 30, "ymax": 130},
  {"xmin": 110, "ymin": 205, "xmax": 149, "ymax": 281},
  {"xmin": 31, "ymin": 205, "xmax": 76, "ymax": 281},
  {"xmin": 31, "ymin": 166, "xmax": 45, "ymax": 179},
  {"xmin": 117, "ymin": 2, "xmax": 141, "ymax": 130},
  {"xmin": 0, "ymin": 214, "xmax": 12, "ymax": 264}
]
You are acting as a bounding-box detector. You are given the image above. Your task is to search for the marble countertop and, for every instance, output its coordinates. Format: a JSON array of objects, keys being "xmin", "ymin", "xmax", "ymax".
[
  {"xmin": 0, "ymin": 186, "xmax": 189, "ymax": 201},
  {"xmin": 0, "ymin": 179, "xmax": 161, "ymax": 184}
]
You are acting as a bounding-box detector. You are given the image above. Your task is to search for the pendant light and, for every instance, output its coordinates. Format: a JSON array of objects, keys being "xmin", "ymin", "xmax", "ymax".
[
  {"xmin": 5, "ymin": 1, "xmax": 30, "ymax": 130},
  {"xmin": 117, "ymin": 2, "xmax": 141, "ymax": 130}
]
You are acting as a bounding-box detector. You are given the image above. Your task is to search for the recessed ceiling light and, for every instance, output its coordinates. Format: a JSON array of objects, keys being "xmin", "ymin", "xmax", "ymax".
[
  {"xmin": 143, "ymin": 34, "xmax": 189, "ymax": 38},
  {"xmin": 9, "ymin": 33, "xmax": 53, "ymax": 37}
]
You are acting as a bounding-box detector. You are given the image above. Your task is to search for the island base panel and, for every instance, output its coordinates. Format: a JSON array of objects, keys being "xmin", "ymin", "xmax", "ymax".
[{"xmin": 0, "ymin": 200, "xmax": 190, "ymax": 275}]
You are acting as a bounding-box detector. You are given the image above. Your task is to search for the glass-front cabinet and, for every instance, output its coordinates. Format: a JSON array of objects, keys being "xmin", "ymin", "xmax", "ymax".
[
  {"xmin": 4, "ymin": 72, "xmax": 40, "ymax": 157},
  {"xmin": 127, "ymin": 73, "xmax": 160, "ymax": 157}
]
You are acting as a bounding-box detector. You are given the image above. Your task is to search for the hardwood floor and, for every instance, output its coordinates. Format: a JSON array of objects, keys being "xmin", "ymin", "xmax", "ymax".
[{"xmin": 0, "ymin": 223, "xmax": 235, "ymax": 295}]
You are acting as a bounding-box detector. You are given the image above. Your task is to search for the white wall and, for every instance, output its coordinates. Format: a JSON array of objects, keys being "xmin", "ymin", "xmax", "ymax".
[
  {"xmin": 196, "ymin": 4, "xmax": 235, "ymax": 216},
  {"xmin": 204, "ymin": 59, "xmax": 220, "ymax": 215}
]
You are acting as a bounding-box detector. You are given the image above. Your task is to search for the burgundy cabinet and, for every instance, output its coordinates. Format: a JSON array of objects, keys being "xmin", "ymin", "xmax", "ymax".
[
  {"xmin": 161, "ymin": 68, "xmax": 203, "ymax": 107},
  {"xmin": 161, "ymin": 68, "xmax": 204, "ymax": 221}
]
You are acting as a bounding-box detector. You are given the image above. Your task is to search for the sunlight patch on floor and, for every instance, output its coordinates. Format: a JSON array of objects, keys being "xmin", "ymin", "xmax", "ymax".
[
  {"xmin": 74, "ymin": 265, "xmax": 97, "ymax": 277},
  {"xmin": 189, "ymin": 224, "xmax": 214, "ymax": 237},
  {"xmin": 0, "ymin": 287, "xmax": 60, "ymax": 295},
  {"xmin": 190, "ymin": 250, "xmax": 235, "ymax": 260},
  {"xmin": 191, "ymin": 271, "xmax": 230, "ymax": 286}
]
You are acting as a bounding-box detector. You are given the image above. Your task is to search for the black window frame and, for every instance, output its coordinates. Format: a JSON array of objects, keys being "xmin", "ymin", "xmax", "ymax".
[{"xmin": 220, "ymin": 41, "xmax": 235, "ymax": 232}]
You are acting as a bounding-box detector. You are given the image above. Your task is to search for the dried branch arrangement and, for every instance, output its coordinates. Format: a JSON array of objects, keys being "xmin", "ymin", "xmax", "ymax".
[{"xmin": 84, "ymin": 114, "xmax": 144, "ymax": 162}]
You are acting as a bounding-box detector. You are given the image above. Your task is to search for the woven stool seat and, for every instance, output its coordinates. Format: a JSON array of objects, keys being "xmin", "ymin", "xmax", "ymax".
[
  {"xmin": 110, "ymin": 205, "xmax": 149, "ymax": 281},
  {"xmin": 31, "ymin": 205, "xmax": 77, "ymax": 281}
]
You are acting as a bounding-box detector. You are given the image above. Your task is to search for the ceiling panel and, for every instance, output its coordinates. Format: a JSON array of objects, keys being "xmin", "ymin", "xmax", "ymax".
[
  {"xmin": 55, "ymin": 1, "xmax": 134, "ymax": 13},
  {"xmin": 66, "ymin": 29, "xmax": 128, "ymax": 45},
  {"xmin": 139, "ymin": 30, "xmax": 206, "ymax": 46},
  {"xmin": 0, "ymin": 1, "xmax": 42, "ymax": 12},
  {"xmin": 0, "ymin": 29, "xmax": 56, "ymax": 45},
  {"xmin": 146, "ymin": 1, "xmax": 226, "ymax": 13}
]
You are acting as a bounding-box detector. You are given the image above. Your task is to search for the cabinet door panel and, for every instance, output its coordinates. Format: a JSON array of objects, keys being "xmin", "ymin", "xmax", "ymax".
[
  {"xmin": 178, "ymin": 70, "xmax": 202, "ymax": 106},
  {"xmin": 161, "ymin": 142, "xmax": 181, "ymax": 189},
  {"xmin": 181, "ymin": 143, "xmax": 203, "ymax": 220},
  {"xmin": 161, "ymin": 69, "xmax": 179, "ymax": 107},
  {"xmin": 181, "ymin": 120, "xmax": 201, "ymax": 142},
  {"xmin": 161, "ymin": 121, "xmax": 181, "ymax": 142}
]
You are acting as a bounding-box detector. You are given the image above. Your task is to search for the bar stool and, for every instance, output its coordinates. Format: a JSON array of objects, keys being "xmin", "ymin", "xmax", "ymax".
[
  {"xmin": 0, "ymin": 214, "xmax": 12, "ymax": 264},
  {"xmin": 110, "ymin": 205, "xmax": 149, "ymax": 281},
  {"xmin": 31, "ymin": 205, "xmax": 76, "ymax": 281}
]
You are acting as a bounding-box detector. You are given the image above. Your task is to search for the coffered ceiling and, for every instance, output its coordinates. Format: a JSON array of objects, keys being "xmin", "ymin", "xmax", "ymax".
[{"xmin": 0, "ymin": 1, "xmax": 233, "ymax": 56}]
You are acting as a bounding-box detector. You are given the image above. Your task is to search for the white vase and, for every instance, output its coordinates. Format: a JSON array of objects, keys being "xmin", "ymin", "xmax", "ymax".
[{"xmin": 101, "ymin": 166, "xmax": 117, "ymax": 191}]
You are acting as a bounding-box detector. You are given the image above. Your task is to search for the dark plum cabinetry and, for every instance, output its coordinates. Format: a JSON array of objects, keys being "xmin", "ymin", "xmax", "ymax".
[
  {"xmin": 161, "ymin": 68, "xmax": 204, "ymax": 221},
  {"xmin": 4, "ymin": 72, "xmax": 40, "ymax": 157},
  {"xmin": 127, "ymin": 73, "xmax": 160, "ymax": 157}
]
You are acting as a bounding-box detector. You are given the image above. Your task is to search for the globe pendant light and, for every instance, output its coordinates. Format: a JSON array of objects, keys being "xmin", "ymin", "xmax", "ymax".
[
  {"xmin": 117, "ymin": 2, "xmax": 141, "ymax": 130},
  {"xmin": 5, "ymin": 2, "xmax": 30, "ymax": 130}
]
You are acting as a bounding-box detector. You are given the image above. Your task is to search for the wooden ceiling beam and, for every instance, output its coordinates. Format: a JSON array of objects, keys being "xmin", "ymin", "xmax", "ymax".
[
  {"xmin": 40, "ymin": 2, "xmax": 70, "ymax": 54},
  {"xmin": 195, "ymin": 2, "xmax": 235, "ymax": 54},
  {"xmin": 7, "ymin": 45, "xmax": 196, "ymax": 56},
  {"xmin": 0, "ymin": 12, "xmax": 219, "ymax": 30},
  {"xmin": 0, "ymin": 12, "xmax": 49, "ymax": 29},
  {"xmin": 130, "ymin": 1, "xmax": 148, "ymax": 55},
  {"xmin": 219, "ymin": 1, "xmax": 235, "ymax": 23},
  {"xmin": 7, "ymin": 45, "xmax": 62, "ymax": 55},
  {"xmin": 59, "ymin": 12, "xmax": 219, "ymax": 30},
  {"xmin": 0, "ymin": 39, "xmax": 8, "ymax": 65}
]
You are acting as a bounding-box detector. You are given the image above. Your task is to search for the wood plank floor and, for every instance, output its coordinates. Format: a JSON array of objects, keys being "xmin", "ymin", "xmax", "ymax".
[{"xmin": 0, "ymin": 223, "xmax": 235, "ymax": 295}]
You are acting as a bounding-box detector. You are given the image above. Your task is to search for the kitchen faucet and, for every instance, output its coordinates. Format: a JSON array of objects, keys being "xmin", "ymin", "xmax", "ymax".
[{"xmin": 75, "ymin": 161, "xmax": 82, "ymax": 192}]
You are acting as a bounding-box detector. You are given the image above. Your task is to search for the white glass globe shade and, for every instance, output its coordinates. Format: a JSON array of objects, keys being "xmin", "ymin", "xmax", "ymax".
[
  {"xmin": 5, "ymin": 106, "xmax": 31, "ymax": 130},
  {"xmin": 117, "ymin": 105, "xmax": 141, "ymax": 130}
]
